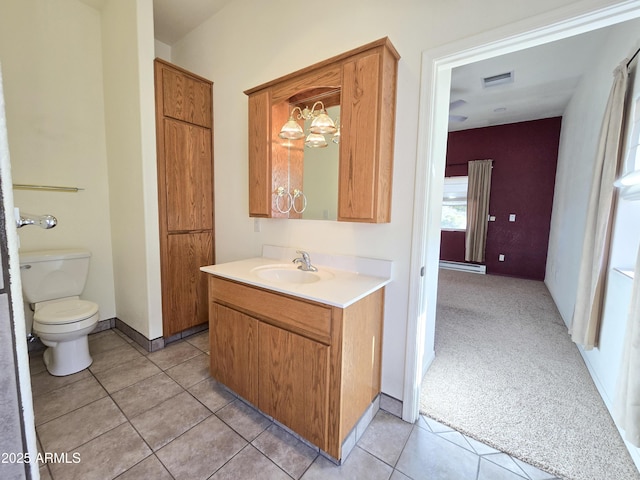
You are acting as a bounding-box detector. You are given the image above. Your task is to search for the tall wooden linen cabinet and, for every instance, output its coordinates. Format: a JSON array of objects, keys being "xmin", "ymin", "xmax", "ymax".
[{"xmin": 154, "ymin": 59, "xmax": 215, "ymax": 338}]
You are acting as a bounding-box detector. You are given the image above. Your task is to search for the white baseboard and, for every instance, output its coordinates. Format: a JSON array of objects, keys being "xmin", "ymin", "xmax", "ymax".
[
  {"xmin": 439, "ymin": 260, "xmax": 486, "ymax": 274},
  {"xmin": 577, "ymin": 345, "xmax": 640, "ymax": 472}
]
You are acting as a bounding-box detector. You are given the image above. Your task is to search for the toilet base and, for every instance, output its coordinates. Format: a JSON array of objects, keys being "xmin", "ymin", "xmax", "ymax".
[{"xmin": 42, "ymin": 335, "xmax": 93, "ymax": 377}]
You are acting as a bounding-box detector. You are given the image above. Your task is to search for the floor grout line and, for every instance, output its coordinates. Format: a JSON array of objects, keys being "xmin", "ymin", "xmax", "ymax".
[{"xmin": 33, "ymin": 329, "xmax": 559, "ymax": 480}]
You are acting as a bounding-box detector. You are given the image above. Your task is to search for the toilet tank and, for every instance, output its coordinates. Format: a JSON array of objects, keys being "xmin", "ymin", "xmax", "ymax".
[{"xmin": 19, "ymin": 249, "xmax": 91, "ymax": 304}]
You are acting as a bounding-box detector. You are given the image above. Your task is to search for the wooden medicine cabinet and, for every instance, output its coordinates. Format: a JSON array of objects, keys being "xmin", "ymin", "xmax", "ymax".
[{"xmin": 244, "ymin": 37, "xmax": 399, "ymax": 223}]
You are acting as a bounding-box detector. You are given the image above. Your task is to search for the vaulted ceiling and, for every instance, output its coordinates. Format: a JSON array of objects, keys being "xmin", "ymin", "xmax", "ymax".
[
  {"xmin": 144, "ymin": 2, "xmax": 624, "ymax": 133},
  {"xmin": 448, "ymin": 26, "xmax": 614, "ymax": 131},
  {"xmin": 152, "ymin": 0, "xmax": 233, "ymax": 45}
]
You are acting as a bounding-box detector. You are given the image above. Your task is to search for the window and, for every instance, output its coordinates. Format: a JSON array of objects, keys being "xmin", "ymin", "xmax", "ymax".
[
  {"xmin": 615, "ymin": 96, "xmax": 640, "ymax": 199},
  {"xmin": 611, "ymin": 93, "xmax": 640, "ymax": 273},
  {"xmin": 627, "ymin": 96, "xmax": 640, "ymax": 172},
  {"xmin": 441, "ymin": 176, "xmax": 468, "ymax": 230}
]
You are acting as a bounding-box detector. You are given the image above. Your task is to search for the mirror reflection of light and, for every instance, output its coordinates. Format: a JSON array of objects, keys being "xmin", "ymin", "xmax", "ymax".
[{"xmin": 279, "ymin": 101, "xmax": 339, "ymax": 147}]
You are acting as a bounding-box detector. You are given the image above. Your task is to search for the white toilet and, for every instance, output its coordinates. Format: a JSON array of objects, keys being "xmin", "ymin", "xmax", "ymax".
[{"xmin": 20, "ymin": 249, "xmax": 99, "ymax": 376}]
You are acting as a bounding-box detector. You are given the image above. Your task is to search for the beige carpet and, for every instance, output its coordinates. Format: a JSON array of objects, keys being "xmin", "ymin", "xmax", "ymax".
[{"xmin": 420, "ymin": 269, "xmax": 639, "ymax": 480}]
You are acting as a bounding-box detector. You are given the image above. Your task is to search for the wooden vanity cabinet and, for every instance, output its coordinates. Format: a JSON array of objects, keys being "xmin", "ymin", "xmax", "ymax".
[
  {"xmin": 245, "ymin": 37, "xmax": 399, "ymax": 223},
  {"xmin": 210, "ymin": 303, "xmax": 258, "ymax": 405},
  {"xmin": 155, "ymin": 59, "xmax": 214, "ymax": 338},
  {"xmin": 207, "ymin": 276, "xmax": 384, "ymax": 460},
  {"xmin": 258, "ymin": 322, "xmax": 330, "ymax": 448}
]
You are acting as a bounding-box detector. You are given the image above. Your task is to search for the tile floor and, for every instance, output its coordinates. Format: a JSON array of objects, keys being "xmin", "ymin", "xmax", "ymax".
[{"xmin": 29, "ymin": 329, "xmax": 560, "ymax": 480}]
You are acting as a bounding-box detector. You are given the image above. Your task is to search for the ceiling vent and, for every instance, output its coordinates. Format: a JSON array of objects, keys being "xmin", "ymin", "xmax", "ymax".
[{"xmin": 482, "ymin": 71, "xmax": 514, "ymax": 88}]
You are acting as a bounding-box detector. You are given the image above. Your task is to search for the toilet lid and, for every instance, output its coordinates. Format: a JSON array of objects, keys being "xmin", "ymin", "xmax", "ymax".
[{"xmin": 34, "ymin": 299, "xmax": 99, "ymax": 325}]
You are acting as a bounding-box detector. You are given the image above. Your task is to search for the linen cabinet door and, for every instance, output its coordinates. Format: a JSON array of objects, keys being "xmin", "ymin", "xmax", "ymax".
[
  {"xmin": 163, "ymin": 119, "xmax": 213, "ymax": 232},
  {"xmin": 258, "ymin": 322, "xmax": 330, "ymax": 450},
  {"xmin": 161, "ymin": 66, "xmax": 212, "ymax": 128},
  {"xmin": 209, "ymin": 303, "xmax": 258, "ymax": 405},
  {"xmin": 164, "ymin": 232, "xmax": 212, "ymax": 337}
]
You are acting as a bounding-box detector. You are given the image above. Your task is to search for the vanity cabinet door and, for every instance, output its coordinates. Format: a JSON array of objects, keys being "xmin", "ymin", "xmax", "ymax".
[
  {"xmin": 258, "ymin": 322, "xmax": 330, "ymax": 450},
  {"xmin": 338, "ymin": 51, "xmax": 379, "ymax": 222},
  {"xmin": 248, "ymin": 90, "xmax": 271, "ymax": 217},
  {"xmin": 339, "ymin": 46, "xmax": 396, "ymax": 223},
  {"xmin": 210, "ymin": 303, "xmax": 259, "ymax": 405}
]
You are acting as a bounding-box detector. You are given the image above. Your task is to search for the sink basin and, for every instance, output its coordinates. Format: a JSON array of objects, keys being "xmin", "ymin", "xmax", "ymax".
[{"xmin": 251, "ymin": 264, "xmax": 333, "ymax": 284}]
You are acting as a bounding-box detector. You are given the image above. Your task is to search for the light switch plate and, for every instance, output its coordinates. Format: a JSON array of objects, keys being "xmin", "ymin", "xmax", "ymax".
[
  {"xmin": 499, "ymin": 254, "xmax": 505, "ymax": 261},
  {"xmin": 509, "ymin": 214, "xmax": 516, "ymax": 222}
]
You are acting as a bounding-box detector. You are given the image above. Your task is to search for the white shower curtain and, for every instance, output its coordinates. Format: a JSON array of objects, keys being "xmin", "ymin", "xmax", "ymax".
[{"xmin": 570, "ymin": 61, "xmax": 628, "ymax": 349}]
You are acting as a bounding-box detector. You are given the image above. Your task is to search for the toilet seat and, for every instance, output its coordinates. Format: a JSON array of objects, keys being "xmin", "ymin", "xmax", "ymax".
[
  {"xmin": 33, "ymin": 299, "xmax": 99, "ymax": 336},
  {"xmin": 34, "ymin": 299, "xmax": 99, "ymax": 325}
]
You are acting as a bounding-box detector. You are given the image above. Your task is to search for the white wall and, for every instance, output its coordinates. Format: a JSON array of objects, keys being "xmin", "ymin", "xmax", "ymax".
[
  {"xmin": 170, "ymin": 0, "xmax": 599, "ymax": 400},
  {"xmin": 0, "ymin": 0, "xmax": 116, "ymax": 321},
  {"xmin": 154, "ymin": 39, "xmax": 172, "ymax": 62},
  {"xmin": 0, "ymin": 0, "xmax": 162, "ymax": 341},
  {"xmin": 102, "ymin": 0, "xmax": 161, "ymax": 339}
]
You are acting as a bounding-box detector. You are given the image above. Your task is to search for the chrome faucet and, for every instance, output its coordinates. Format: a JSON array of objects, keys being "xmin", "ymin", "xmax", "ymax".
[{"xmin": 292, "ymin": 250, "xmax": 317, "ymax": 272}]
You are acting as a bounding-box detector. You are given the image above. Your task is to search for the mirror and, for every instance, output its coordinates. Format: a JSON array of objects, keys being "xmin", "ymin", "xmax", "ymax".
[
  {"xmin": 274, "ymin": 88, "xmax": 341, "ymax": 220},
  {"xmin": 301, "ymin": 105, "xmax": 340, "ymax": 220}
]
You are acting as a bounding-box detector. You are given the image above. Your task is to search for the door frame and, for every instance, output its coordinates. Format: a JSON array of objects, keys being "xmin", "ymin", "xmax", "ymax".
[
  {"xmin": 403, "ymin": 0, "xmax": 640, "ymax": 422},
  {"xmin": 0, "ymin": 67, "xmax": 38, "ymax": 477}
]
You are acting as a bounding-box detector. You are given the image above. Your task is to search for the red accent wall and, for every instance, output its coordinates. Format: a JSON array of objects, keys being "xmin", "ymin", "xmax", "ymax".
[
  {"xmin": 441, "ymin": 117, "xmax": 561, "ymax": 280},
  {"xmin": 440, "ymin": 230, "xmax": 466, "ymax": 262}
]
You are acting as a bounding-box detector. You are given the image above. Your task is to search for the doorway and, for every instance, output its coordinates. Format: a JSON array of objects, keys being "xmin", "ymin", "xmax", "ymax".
[{"xmin": 404, "ymin": 0, "xmax": 640, "ymax": 425}]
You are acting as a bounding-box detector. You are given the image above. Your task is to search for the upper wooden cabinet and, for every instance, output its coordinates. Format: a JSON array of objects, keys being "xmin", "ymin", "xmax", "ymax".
[
  {"xmin": 155, "ymin": 59, "xmax": 214, "ymax": 338},
  {"xmin": 161, "ymin": 65, "xmax": 212, "ymax": 128},
  {"xmin": 244, "ymin": 38, "xmax": 399, "ymax": 223}
]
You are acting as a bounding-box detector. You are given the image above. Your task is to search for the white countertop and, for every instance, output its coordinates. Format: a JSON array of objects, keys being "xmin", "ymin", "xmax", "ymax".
[{"xmin": 200, "ymin": 256, "xmax": 391, "ymax": 308}]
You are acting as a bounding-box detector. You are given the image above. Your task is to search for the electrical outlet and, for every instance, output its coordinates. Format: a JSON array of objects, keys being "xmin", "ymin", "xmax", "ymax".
[
  {"xmin": 499, "ymin": 254, "xmax": 505, "ymax": 261},
  {"xmin": 509, "ymin": 214, "xmax": 516, "ymax": 222},
  {"xmin": 254, "ymin": 218, "xmax": 261, "ymax": 232}
]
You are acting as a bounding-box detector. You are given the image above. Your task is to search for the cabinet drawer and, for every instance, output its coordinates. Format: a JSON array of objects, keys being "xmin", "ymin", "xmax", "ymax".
[{"xmin": 209, "ymin": 277, "xmax": 332, "ymax": 344}]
